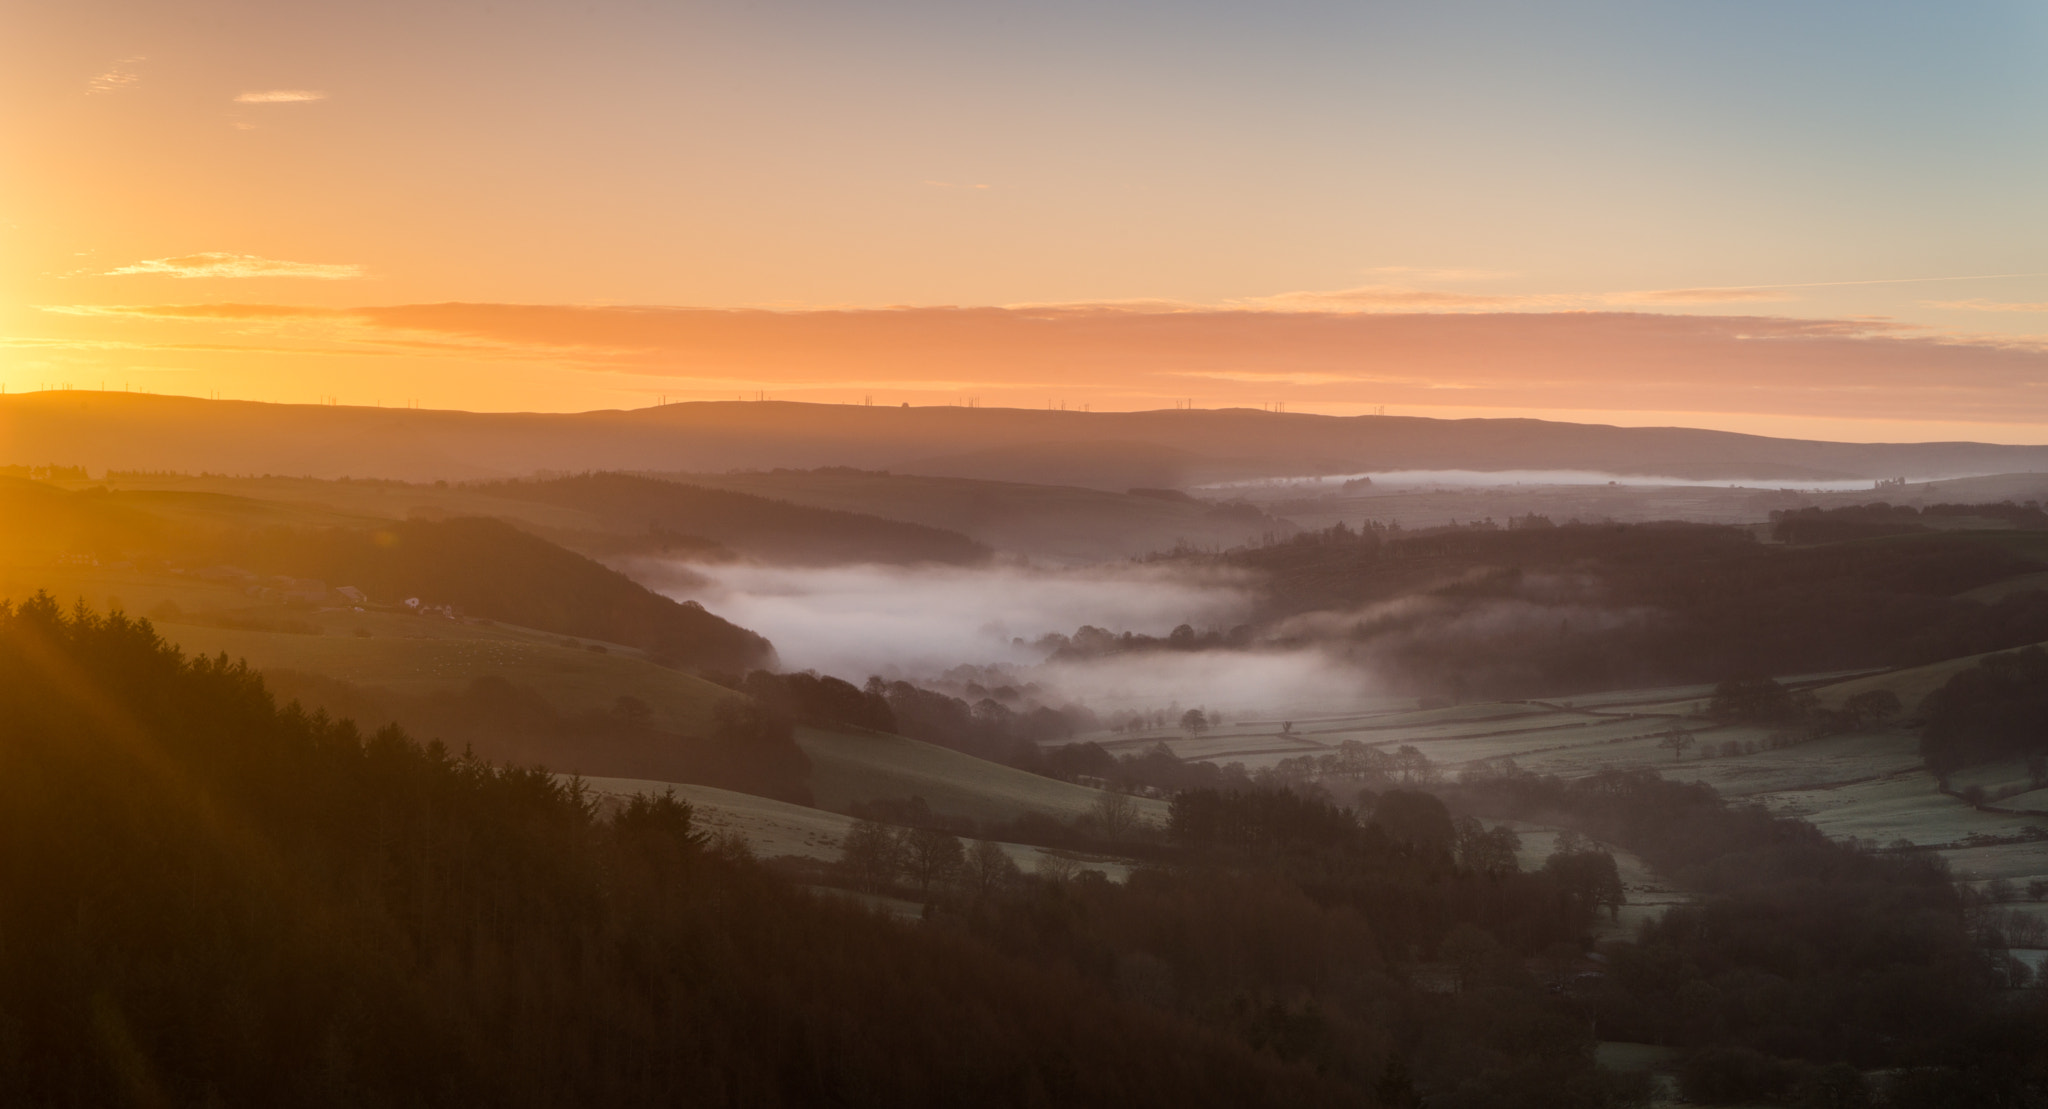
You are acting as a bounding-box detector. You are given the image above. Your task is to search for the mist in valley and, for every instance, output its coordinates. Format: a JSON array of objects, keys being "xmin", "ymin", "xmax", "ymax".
[{"xmin": 659, "ymin": 558, "xmax": 1384, "ymax": 718}]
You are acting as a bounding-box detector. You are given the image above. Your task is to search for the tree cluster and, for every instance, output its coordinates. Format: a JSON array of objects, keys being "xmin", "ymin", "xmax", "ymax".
[
  {"xmin": 0, "ymin": 595, "xmax": 1353, "ymax": 1108},
  {"xmin": 1919, "ymin": 644, "xmax": 2048, "ymax": 776},
  {"xmin": 1199, "ymin": 519, "xmax": 2048, "ymax": 702}
]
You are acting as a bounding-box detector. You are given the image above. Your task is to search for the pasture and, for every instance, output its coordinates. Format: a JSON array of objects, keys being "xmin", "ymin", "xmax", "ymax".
[{"xmin": 1057, "ymin": 661, "xmax": 2048, "ymax": 913}]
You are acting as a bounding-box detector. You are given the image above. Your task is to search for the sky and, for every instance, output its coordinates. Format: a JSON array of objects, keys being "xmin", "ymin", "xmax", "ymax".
[{"xmin": 5, "ymin": 0, "xmax": 2048, "ymax": 441}]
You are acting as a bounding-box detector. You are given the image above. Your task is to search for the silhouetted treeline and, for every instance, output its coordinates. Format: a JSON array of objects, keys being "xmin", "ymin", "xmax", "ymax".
[
  {"xmin": 1204, "ymin": 519, "xmax": 2048, "ymax": 700},
  {"xmin": 471, "ymin": 472, "xmax": 992, "ymax": 565},
  {"xmin": 703, "ymin": 668, "xmax": 897, "ymax": 733},
  {"xmin": 882, "ymin": 677, "xmax": 1093, "ymax": 758},
  {"xmin": 266, "ymin": 668, "xmax": 815, "ymax": 802},
  {"xmin": 1042, "ymin": 621, "xmax": 1257, "ymax": 660},
  {"xmin": 1449, "ymin": 762, "xmax": 2048, "ymax": 1102},
  {"xmin": 234, "ymin": 516, "xmax": 775, "ymax": 671},
  {"xmin": 898, "ymin": 786, "xmax": 1653, "ymax": 1107},
  {"xmin": 0, "ymin": 595, "xmax": 1352, "ymax": 1108},
  {"xmin": 1920, "ymin": 644, "xmax": 2048, "ymax": 776},
  {"xmin": 1771, "ymin": 500, "xmax": 2048, "ymax": 544},
  {"xmin": 1705, "ymin": 674, "xmax": 1901, "ymax": 742}
]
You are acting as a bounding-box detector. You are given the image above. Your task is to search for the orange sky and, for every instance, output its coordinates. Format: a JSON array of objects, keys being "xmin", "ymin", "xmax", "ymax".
[{"xmin": 7, "ymin": 1, "xmax": 2048, "ymax": 441}]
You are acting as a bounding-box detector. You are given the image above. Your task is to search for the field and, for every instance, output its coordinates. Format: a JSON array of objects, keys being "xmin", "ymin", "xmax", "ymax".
[
  {"xmin": 6, "ymin": 563, "xmax": 1165, "ymax": 850},
  {"xmin": 1060, "ymin": 658, "xmax": 2048, "ymax": 914},
  {"xmin": 799, "ymin": 723, "xmax": 1171, "ymax": 825}
]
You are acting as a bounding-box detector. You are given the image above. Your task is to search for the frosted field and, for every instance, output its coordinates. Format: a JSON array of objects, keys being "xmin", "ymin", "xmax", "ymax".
[
  {"xmin": 1055, "ymin": 663, "xmax": 2048, "ymax": 908},
  {"xmin": 798, "ymin": 725, "xmax": 1173, "ymax": 826}
]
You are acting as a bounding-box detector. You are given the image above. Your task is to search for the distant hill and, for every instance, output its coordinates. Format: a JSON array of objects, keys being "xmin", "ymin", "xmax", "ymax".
[
  {"xmin": 9, "ymin": 391, "xmax": 2048, "ymax": 489},
  {"xmin": 471, "ymin": 472, "xmax": 990, "ymax": 565},
  {"xmin": 891, "ymin": 439, "xmax": 1233, "ymax": 490},
  {"xmin": 661, "ymin": 469, "xmax": 1296, "ymax": 562}
]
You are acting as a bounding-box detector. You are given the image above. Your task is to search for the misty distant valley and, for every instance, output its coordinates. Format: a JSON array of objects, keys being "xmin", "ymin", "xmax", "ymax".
[{"xmin": 3, "ymin": 399, "xmax": 2047, "ymax": 1107}]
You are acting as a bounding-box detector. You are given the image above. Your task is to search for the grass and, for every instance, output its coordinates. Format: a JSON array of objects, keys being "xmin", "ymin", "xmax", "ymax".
[
  {"xmin": 1060, "ymin": 664, "xmax": 2048, "ymax": 899},
  {"xmin": 7, "ymin": 564, "xmax": 1163, "ymax": 847},
  {"xmin": 798, "ymin": 724, "xmax": 1172, "ymax": 825},
  {"xmin": 1958, "ymin": 569, "xmax": 2048, "ymax": 604}
]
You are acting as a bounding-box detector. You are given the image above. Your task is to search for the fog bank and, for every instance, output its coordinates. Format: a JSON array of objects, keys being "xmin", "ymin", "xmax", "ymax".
[
  {"xmin": 668, "ymin": 561, "xmax": 1254, "ymax": 676},
  {"xmin": 659, "ymin": 560, "xmax": 1380, "ymax": 717},
  {"xmin": 1203, "ymin": 469, "xmax": 1889, "ymax": 492}
]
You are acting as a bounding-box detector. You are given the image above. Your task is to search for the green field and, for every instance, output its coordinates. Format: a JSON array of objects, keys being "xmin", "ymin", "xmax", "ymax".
[{"xmin": 798, "ymin": 725, "xmax": 1172, "ymax": 825}]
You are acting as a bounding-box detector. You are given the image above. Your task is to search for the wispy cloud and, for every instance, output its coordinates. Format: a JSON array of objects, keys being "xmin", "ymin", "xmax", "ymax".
[
  {"xmin": 1928, "ymin": 299, "xmax": 2048, "ymax": 314},
  {"xmin": 1232, "ymin": 283, "xmax": 1792, "ymax": 313},
  {"xmin": 1613, "ymin": 287, "xmax": 1790, "ymax": 305},
  {"xmin": 88, "ymin": 57, "xmax": 145, "ymax": 95},
  {"xmin": 103, "ymin": 253, "xmax": 364, "ymax": 280},
  {"xmin": 33, "ymin": 299, "xmax": 2048, "ymax": 424},
  {"xmin": 1365, "ymin": 266, "xmax": 1516, "ymax": 282},
  {"xmin": 234, "ymin": 89, "xmax": 327, "ymax": 104},
  {"xmin": 41, "ymin": 303, "xmax": 353, "ymax": 319},
  {"xmin": 1234, "ymin": 285, "xmax": 1559, "ymax": 312}
]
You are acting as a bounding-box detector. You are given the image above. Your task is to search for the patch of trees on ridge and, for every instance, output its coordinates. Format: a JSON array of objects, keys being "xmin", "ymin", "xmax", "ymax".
[
  {"xmin": 710, "ymin": 667, "xmax": 1105, "ymax": 765},
  {"xmin": 263, "ymin": 668, "xmax": 815, "ymax": 803}
]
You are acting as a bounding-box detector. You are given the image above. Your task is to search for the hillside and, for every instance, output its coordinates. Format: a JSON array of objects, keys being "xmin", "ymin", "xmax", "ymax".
[
  {"xmin": 0, "ymin": 482, "xmax": 774, "ymax": 673},
  {"xmin": 10, "ymin": 391, "xmax": 2048, "ymax": 489},
  {"xmin": 46, "ymin": 470, "xmax": 989, "ymax": 568},
  {"xmin": 661, "ymin": 468, "xmax": 1296, "ymax": 561},
  {"xmin": 471, "ymin": 472, "xmax": 990, "ymax": 565},
  {"xmin": 0, "ymin": 597, "xmax": 1349, "ymax": 1107},
  {"xmin": 1199, "ymin": 521, "xmax": 2048, "ymax": 700}
]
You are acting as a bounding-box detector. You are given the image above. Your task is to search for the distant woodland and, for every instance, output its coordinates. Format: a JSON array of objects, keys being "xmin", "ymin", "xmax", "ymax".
[{"xmin": 1157, "ymin": 517, "xmax": 2048, "ymax": 706}]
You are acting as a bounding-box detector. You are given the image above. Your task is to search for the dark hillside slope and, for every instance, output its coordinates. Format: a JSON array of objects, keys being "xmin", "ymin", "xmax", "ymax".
[
  {"xmin": 1215, "ymin": 522, "xmax": 2048, "ymax": 698},
  {"xmin": 0, "ymin": 596, "xmax": 1348, "ymax": 1108},
  {"xmin": 10, "ymin": 392, "xmax": 2048, "ymax": 487},
  {"xmin": 0, "ymin": 480, "xmax": 772, "ymax": 672},
  {"xmin": 235, "ymin": 517, "xmax": 775, "ymax": 671},
  {"xmin": 472, "ymin": 472, "xmax": 989, "ymax": 565},
  {"xmin": 660, "ymin": 468, "xmax": 1299, "ymax": 561}
]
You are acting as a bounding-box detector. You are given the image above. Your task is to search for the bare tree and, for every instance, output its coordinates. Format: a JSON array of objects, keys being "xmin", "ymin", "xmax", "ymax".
[
  {"xmin": 1092, "ymin": 790, "xmax": 1139, "ymax": 842},
  {"xmin": 838, "ymin": 819, "xmax": 905, "ymax": 893},
  {"xmin": 904, "ymin": 826, "xmax": 964, "ymax": 893},
  {"xmin": 1035, "ymin": 852, "xmax": 1080, "ymax": 885},
  {"xmin": 964, "ymin": 839, "xmax": 1022, "ymax": 898},
  {"xmin": 1658, "ymin": 726, "xmax": 1696, "ymax": 761}
]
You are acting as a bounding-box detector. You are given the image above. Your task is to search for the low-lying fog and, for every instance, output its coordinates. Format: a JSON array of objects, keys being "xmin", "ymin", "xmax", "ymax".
[
  {"xmin": 660, "ymin": 561, "xmax": 1376, "ymax": 717},
  {"xmin": 1203, "ymin": 469, "xmax": 1888, "ymax": 492}
]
